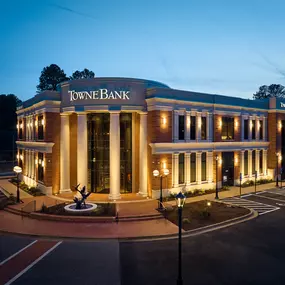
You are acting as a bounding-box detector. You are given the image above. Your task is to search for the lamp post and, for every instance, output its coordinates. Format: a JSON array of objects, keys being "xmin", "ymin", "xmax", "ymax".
[
  {"xmin": 175, "ymin": 191, "xmax": 186, "ymax": 285},
  {"xmin": 276, "ymin": 152, "xmax": 280, "ymax": 187},
  {"xmin": 153, "ymin": 168, "xmax": 169, "ymax": 210},
  {"xmin": 13, "ymin": 166, "xmax": 22, "ymax": 203},
  {"xmin": 215, "ymin": 155, "xmax": 219, "ymax": 199}
]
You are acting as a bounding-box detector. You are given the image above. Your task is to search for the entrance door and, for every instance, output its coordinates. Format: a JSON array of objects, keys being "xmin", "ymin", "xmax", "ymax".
[{"xmin": 222, "ymin": 152, "xmax": 234, "ymax": 186}]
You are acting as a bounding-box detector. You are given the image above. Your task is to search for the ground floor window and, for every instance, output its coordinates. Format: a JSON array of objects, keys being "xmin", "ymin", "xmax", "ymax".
[
  {"xmin": 190, "ymin": 153, "xmax": 196, "ymax": 182},
  {"xmin": 38, "ymin": 152, "xmax": 44, "ymax": 182},
  {"xmin": 252, "ymin": 150, "xmax": 256, "ymax": 174},
  {"xmin": 201, "ymin": 152, "xmax": 207, "ymax": 181},
  {"xmin": 178, "ymin": 153, "xmax": 185, "ymax": 184},
  {"xmin": 244, "ymin": 151, "xmax": 248, "ymax": 176},
  {"xmin": 259, "ymin": 150, "xmax": 263, "ymax": 174}
]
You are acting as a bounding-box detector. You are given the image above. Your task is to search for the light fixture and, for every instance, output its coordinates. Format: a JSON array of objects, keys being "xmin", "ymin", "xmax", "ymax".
[
  {"xmin": 161, "ymin": 116, "xmax": 167, "ymax": 126},
  {"xmin": 235, "ymin": 120, "xmax": 238, "ymax": 128},
  {"xmin": 153, "ymin": 169, "xmax": 159, "ymax": 177},
  {"xmin": 16, "ymin": 154, "xmax": 19, "ymax": 159},
  {"xmin": 13, "ymin": 166, "xmax": 22, "ymax": 174},
  {"xmin": 42, "ymin": 160, "xmax": 45, "ymax": 167},
  {"xmin": 16, "ymin": 123, "xmax": 19, "ymax": 129},
  {"xmin": 163, "ymin": 168, "xmax": 169, "ymax": 176},
  {"xmin": 219, "ymin": 119, "xmax": 222, "ymax": 128},
  {"xmin": 20, "ymin": 123, "xmax": 23, "ymax": 129},
  {"xmin": 42, "ymin": 119, "xmax": 45, "ymax": 126},
  {"xmin": 39, "ymin": 159, "xmax": 42, "ymax": 164},
  {"xmin": 175, "ymin": 191, "xmax": 186, "ymax": 208},
  {"xmin": 35, "ymin": 158, "xmax": 38, "ymax": 164},
  {"xmin": 279, "ymin": 121, "xmax": 282, "ymax": 130},
  {"xmin": 162, "ymin": 161, "xmax": 167, "ymax": 169},
  {"xmin": 35, "ymin": 120, "xmax": 38, "ymax": 127},
  {"xmin": 235, "ymin": 157, "xmax": 238, "ymax": 165},
  {"xmin": 207, "ymin": 201, "xmax": 211, "ymax": 207},
  {"xmin": 20, "ymin": 154, "xmax": 23, "ymax": 160}
]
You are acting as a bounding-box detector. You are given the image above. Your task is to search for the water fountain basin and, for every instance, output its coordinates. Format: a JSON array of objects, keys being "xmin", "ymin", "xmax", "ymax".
[{"xmin": 64, "ymin": 203, "xmax": 97, "ymax": 214}]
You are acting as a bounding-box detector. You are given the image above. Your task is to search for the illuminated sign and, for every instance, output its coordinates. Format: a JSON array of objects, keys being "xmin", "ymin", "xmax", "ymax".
[{"xmin": 68, "ymin": 89, "xmax": 130, "ymax": 102}]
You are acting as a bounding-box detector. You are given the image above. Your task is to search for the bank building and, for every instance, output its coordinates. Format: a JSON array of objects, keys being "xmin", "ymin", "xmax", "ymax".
[{"xmin": 16, "ymin": 77, "xmax": 285, "ymax": 200}]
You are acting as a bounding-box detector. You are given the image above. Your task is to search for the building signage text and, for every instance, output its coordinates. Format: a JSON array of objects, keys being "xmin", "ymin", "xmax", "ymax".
[{"xmin": 68, "ymin": 89, "xmax": 130, "ymax": 102}]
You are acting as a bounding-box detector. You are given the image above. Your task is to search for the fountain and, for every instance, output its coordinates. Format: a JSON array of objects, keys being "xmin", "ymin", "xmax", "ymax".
[{"xmin": 64, "ymin": 184, "xmax": 97, "ymax": 214}]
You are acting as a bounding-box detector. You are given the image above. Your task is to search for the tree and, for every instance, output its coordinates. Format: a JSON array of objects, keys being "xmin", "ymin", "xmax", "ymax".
[
  {"xmin": 37, "ymin": 64, "xmax": 69, "ymax": 92},
  {"xmin": 70, "ymin": 68, "xmax": 95, "ymax": 80},
  {"xmin": 253, "ymin": 84, "xmax": 285, "ymax": 99}
]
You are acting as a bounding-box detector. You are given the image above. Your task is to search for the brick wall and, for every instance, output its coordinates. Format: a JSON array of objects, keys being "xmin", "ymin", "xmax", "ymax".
[
  {"xmin": 268, "ymin": 112, "xmax": 277, "ymax": 169},
  {"xmin": 148, "ymin": 110, "xmax": 172, "ymax": 143}
]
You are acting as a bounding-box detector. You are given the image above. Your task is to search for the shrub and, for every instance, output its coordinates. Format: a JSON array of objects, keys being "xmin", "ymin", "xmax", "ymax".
[
  {"xmin": 41, "ymin": 203, "xmax": 48, "ymax": 213},
  {"xmin": 182, "ymin": 218, "xmax": 191, "ymax": 224},
  {"xmin": 199, "ymin": 209, "xmax": 211, "ymax": 219},
  {"xmin": 242, "ymin": 180, "xmax": 254, "ymax": 188}
]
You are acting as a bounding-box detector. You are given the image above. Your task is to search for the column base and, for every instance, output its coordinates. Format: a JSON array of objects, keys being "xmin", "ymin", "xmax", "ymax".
[
  {"xmin": 109, "ymin": 193, "xmax": 121, "ymax": 200},
  {"xmin": 60, "ymin": 188, "xmax": 72, "ymax": 194},
  {"xmin": 138, "ymin": 191, "xmax": 148, "ymax": 197}
]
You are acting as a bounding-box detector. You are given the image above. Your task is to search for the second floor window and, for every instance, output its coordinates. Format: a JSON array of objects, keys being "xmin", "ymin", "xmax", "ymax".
[
  {"xmin": 201, "ymin": 152, "xmax": 207, "ymax": 181},
  {"xmin": 19, "ymin": 120, "xmax": 23, "ymax": 139},
  {"xmin": 178, "ymin": 115, "xmax": 185, "ymax": 140},
  {"xmin": 252, "ymin": 120, "xmax": 256, "ymax": 140},
  {"xmin": 259, "ymin": 120, "xmax": 263, "ymax": 140},
  {"xmin": 190, "ymin": 116, "xmax": 196, "ymax": 140},
  {"xmin": 38, "ymin": 152, "xmax": 44, "ymax": 182},
  {"xmin": 178, "ymin": 153, "xmax": 185, "ymax": 184},
  {"xmin": 38, "ymin": 115, "xmax": 44, "ymax": 140},
  {"xmin": 221, "ymin": 117, "xmax": 234, "ymax": 140},
  {"xmin": 244, "ymin": 119, "xmax": 249, "ymax": 140},
  {"xmin": 201, "ymin": 117, "xmax": 207, "ymax": 140},
  {"xmin": 244, "ymin": 151, "xmax": 248, "ymax": 176},
  {"xmin": 190, "ymin": 153, "xmax": 196, "ymax": 182},
  {"xmin": 252, "ymin": 150, "xmax": 256, "ymax": 174},
  {"xmin": 260, "ymin": 150, "xmax": 263, "ymax": 174}
]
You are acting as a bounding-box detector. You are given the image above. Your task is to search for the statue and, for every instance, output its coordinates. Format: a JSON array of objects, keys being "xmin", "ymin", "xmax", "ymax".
[{"xmin": 73, "ymin": 184, "xmax": 91, "ymax": 209}]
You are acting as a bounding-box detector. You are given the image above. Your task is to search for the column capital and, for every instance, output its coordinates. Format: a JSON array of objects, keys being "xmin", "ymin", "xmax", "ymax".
[
  {"xmin": 60, "ymin": 112, "xmax": 71, "ymax": 117},
  {"xmin": 138, "ymin": 111, "xmax": 148, "ymax": 116},
  {"xmin": 76, "ymin": 112, "xmax": 88, "ymax": 116}
]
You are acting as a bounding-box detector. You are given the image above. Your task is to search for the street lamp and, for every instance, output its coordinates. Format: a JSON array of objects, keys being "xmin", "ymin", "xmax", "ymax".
[
  {"xmin": 153, "ymin": 168, "xmax": 169, "ymax": 210},
  {"xmin": 175, "ymin": 191, "xmax": 186, "ymax": 285},
  {"xmin": 215, "ymin": 155, "xmax": 220, "ymax": 199},
  {"xmin": 276, "ymin": 152, "xmax": 281, "ymax": 187},
  {"xmin": 13, "ymin": 166, "xmax": 22, "ymax": 203}
]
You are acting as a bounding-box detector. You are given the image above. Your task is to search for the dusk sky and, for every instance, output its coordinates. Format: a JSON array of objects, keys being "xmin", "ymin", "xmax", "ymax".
[{"xmin": 1, "ymin": 0, "xmax": 285, "ymax": 101}]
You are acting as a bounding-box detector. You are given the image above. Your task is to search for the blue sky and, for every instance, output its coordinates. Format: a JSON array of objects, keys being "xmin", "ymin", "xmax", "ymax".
[{"xmin": 0, "ymin": 0, "xmax": 285, "ymax": 101}]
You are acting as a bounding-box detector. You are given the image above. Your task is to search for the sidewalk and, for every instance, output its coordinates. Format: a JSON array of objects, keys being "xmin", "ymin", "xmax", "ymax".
[{"xmin": 0, "ymin": 179, "xmax": 32, "ymax": 199}]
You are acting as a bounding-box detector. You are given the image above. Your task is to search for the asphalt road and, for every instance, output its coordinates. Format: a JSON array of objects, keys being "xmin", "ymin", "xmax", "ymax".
[{"xmin": 2, "ymin": 193, "xmax": 285, "ymax": 285}]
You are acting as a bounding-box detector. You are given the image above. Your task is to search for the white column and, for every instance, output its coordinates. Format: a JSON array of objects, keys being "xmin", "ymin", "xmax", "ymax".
[
  {"xmin": 196, "ymin": 152, "xmax": 202, "ymax": 184},
  {"xmin": 207, "ymin": 151, "xmax": 213, "ymax": 183},
  {"xmin": 139, "ymin": 112, "xmax": 148, "ymax": 197},
  {"xmin": 248, "ymin": 150, "xmax": 252, "ymax": 177},
  {"xmin": 263, "ymin": 117, "xmax": 267, "ymax": 141},
  {"xmin": 185, "ymin": 152, "xmax": 191, "ymax": 185},
  {"xmin": 240, "ymin": 151, "xmax": 244, "ymax": 178},
  {"xmin": 109, "ymin": 112, "xmax": 121, "ymax": 200},
  {"xmin": 256, "ymin": 149, "xmax": 260, "ymax": 176},
  {"xmin": 263, "ymin": 149, "xmax": 267, "ymax": 175},
  {"xmin": 172, "ymin": 153, "xmax": 179, "ymax": 187},
  {"xmin": 60, "ymin": 113, "xmax": 71, "ymax": 193},
  {"xmin": 173, "ymin": 110, "xmax": 179, "ymax": 142},
  {"xmin": 196, "ymin": 112, "xmax": 201, "ymax": 141},
  {"xmin": 255, "ymin": 117, "xmax": 259, "ymax": 141},
  {"xmin": 249, "ymin": 117, "xmax": 252, "ymax": 141},
  {"xmin": 185, "ymin": 111, "xmax": 191, "ymax": 142}
]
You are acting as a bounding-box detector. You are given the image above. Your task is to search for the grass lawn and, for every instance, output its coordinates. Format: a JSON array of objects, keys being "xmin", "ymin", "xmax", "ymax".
[
  {"xmin": 39, "ymin": 202, "xmax": 116, "ymax": 217},
  {"xmin": 163, "ymin": 200, "xmax": 250, "ymax": 231}
]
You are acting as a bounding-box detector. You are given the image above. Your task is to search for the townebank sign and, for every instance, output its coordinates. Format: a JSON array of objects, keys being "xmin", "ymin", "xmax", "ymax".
[{"xmin": 68, "ymin": 89, "xmax": 130, "ymax": 102}]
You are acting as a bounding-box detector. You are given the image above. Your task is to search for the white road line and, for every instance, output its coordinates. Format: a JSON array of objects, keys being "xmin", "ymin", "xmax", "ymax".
[
  {"xmin": 256, "ymin": 191, "xmax": 267, "ymax": 195},
  {"xmin": 267, "ymin": 191, "xmax": 285, "ymax": 197},
  {"xmin": 4, "ymin": 241, "xmax": 62, "ymax": 285},
  {"xmin": 0, "ymin": 240, "xmax": 38, "ymax": 266},
  {"xmin": 240, "ymin": 194, "xmax": 253, "ymax": 198},
  {"xmin": 259, "ymin": 208, "xmax": 280, "ymax": 215}
]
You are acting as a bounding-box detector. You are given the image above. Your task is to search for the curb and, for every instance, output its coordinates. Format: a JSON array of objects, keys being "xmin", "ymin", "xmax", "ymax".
[{"xmin": 0, "ymin": 208, "xmax": 256, "ymax": 242}]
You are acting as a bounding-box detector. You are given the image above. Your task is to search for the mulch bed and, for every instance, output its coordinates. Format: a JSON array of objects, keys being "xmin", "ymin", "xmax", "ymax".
[
  {"xmin": 38, "ymin": 203, "xmax": 116, "ymax": 217},
  {"xmin": 163, "ymin": 200, "xmax": 250, "ymax": 231}
]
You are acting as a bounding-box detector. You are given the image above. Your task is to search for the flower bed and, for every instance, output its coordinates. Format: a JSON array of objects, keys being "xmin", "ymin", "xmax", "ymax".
[
  {"xmin": 9, "ymin": 178, "xmax": 44, "ymax": 196},
  {"xmin": 163, "ymin": 200, "xmax": 250, "ymax": 231}
]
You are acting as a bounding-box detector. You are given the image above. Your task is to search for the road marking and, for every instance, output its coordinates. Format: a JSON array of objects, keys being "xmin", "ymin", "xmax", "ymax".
[
  {"xmin": 240, "ymin": 194, "xmax": 252, "ymax": 198},
  {"xmin": 253, "ymin": 194, "xmax": 285, "ymax": 203},
  {"xmin": 4, "ymin": 241, "xmax": 62, "ymax": 285},
  {"xmin": 259, "ymin": 208, "xmax": 280, "ymax": 215},
  {"xmin": 0, "ymin": 240, "xmax": 38, "ymax": 266},
  {"xmin": 255, "ymin": 191, "xmax": 267, "ymax": 195}
]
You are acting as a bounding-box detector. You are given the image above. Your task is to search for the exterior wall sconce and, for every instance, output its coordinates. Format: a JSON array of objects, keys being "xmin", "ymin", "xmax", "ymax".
[
  {"xmin": 16, "ymin": 154, "xmax": 19, "ymax": 159},
  {"xmin": 235, "ymin": 120, "xmax": 238, "ymax": 128},
  {"xmin": 219, "ymin": 119, "xmax": 222, "ymax": 128},
  {"xmin": 16, "ymin": 123, "xmax": 19, "ymax": 129},
  {"xmin": 42, "ymin": 119, "xmax": 45, "ymax": 126},
  {"xmin": 20, "ymin": 155, "xmax": 23, "ymax": 160},
  {"xmin": 162, "ymin": 161, "xmax": 167, "ymax": 169},
  {"xmin": 42, "ymin": 160, "xmax": 45, "ymax": 167},
  {"xmin": 20, "ymin": 123, "xmax": 23, "ymax": 129},
  {"xmin": 35, "ymin": 121, "xmax": 38, "ymax": 127},
  {"xmin": 279, "ymin": 121, "xmax": 282, "ymax": 131},
  {"xmin": 161, "ymin": 116, "xmax": 167, "ymax": 126},
  {"xmin": 35, "ymin": 159, "xmax": 38, "ymax": 165},
  {"xmin": 235, "ymin": 157, "xmax": 238, "ymax": 166}
]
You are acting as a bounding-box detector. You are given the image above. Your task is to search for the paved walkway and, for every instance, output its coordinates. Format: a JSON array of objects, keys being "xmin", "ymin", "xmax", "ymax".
[{"xmin": 0, "ymin": 179, "xmax": 32, "ymax": 199}]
